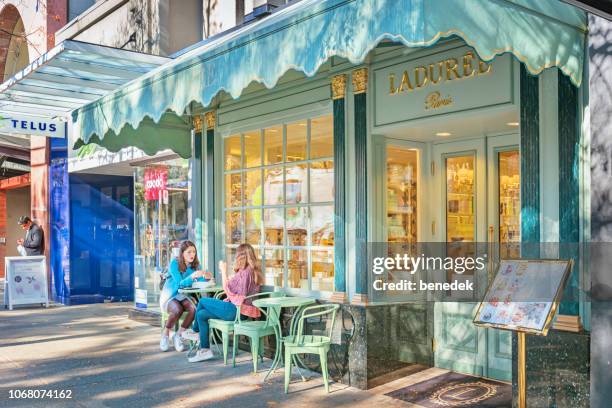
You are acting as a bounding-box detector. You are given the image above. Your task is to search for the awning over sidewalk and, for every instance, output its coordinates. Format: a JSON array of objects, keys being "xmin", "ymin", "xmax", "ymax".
[
  {"xmin": 0, "ymin": 40, "xmax": 170, "ymax": 138},
  {"xmin": 72, "ymin": 0, "xmax": 586, "ymax": 152}
]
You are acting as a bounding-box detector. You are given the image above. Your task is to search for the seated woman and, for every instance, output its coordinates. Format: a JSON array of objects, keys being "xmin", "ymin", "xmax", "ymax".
[
  {"xmin": 184, "ymin": 243, "xmax": 264, "ymax": 363},
  {"xmin": 159, "ymin": 240, "xmax": 211, "ymax": 352}
]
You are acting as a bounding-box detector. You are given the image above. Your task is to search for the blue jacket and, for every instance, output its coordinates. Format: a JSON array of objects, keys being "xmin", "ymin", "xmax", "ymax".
[{"xmin": 159, "ymin": 258, "xmax": 202, "ymax": 312}]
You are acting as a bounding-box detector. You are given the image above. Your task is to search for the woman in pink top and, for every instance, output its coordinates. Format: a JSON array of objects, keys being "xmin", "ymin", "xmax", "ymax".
[{"xmin": 185, "ymin": 243, "xmax": 263, "ymax": 363}]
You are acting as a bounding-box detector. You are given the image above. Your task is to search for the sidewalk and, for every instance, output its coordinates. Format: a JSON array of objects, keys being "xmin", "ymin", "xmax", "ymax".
[{"xmin": 0, "ymin": 302, "xmax": 415, "ymax": 408}]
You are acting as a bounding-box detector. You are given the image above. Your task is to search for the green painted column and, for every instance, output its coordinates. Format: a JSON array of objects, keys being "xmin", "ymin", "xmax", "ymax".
[
  {"xmin": 205, "ymin": 111, "xmax": 216, "ymax": 277},
  {"xmin": 558, "ymin": 73, "xmax": 580, "ymax": 316},
  {"xmin": 331, "ymin": 74, "xmax": 347, "ymax": 302},
  {"xmin": 193, "ymin": 117, "xmax": 204, "ymax": 260},
  {"xmin": 352, "ymin": 68, "xmax": 368, "ymax": 302},
  {"xmin": 520, "ymin": 65, "xmax": 540, "ymax": 257}
]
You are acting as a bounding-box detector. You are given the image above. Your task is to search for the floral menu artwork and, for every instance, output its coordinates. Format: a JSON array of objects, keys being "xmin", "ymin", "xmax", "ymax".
[
  {"xmin": 6, "ymin": 256, "xmax": 48, "ymax": 309},
  {"xmin": 474, "ymin": 259, "xmax": 571, "ymax": 333}
]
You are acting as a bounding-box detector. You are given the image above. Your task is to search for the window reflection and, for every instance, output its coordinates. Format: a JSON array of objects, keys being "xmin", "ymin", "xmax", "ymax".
[
  {"xmin": 264, "ymin": 208, "xmax": 284, "ymax": 246},
  {"xmin": 264, "ymin": 167, "xmax": 284, "ymax": 205},
  {"xmin": 245, "ymin": 209, "xmax": 262, "ymax": 246},
  {"xmin": 244, "ymin": 169, "xmax": 261, "ymax": 206},
  {"xmin": 288, "ymin": 249, "xmax": 307, "ymax": 289},
  {"xmin": 225, "ymin": 173, "xmax": 242, "ymax": 208},
  {"xmin": 311, "ymin": 205, "xmax": 334, "ymax": 246},
  {"xmin": 310, "ymin": 116, "xmax": 333, "ymax": 159},
  {"xmin": 223, "ymin": 115, "xmax": 334, "ymax": 291},
  {"xmin": 264, "ymin": 248, "xmax": 284, "ymax": 287},
  {"xmin": 224, "ymin": 135, "xmax": 241, "ymax": 170},
  {"xmin": 264, "ymin": 126, "xmax": 283, "ymax": 165},
  {"xmin": 287, "ymin": 207, "xmax": 307, "ymax": 246},
  {"xmin": 286, "ymin": 121, "xmax": 307, "ymax": 162},
  {"xmin": 310, "ymin": 161, "xmax": 334, "ymax": 202},
  {"xmin": 244, "ymin": 131, "xmax": 262, "ymax": 168},
  {"xmin": 225, "ymin": 211, "xmax": 242, "ymax": 244},
  {"xmin": 285, "ymin": 164, "xmax": 307, "ymax": 204}
]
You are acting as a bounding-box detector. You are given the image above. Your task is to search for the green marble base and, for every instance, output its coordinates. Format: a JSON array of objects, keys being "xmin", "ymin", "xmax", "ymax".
[{"xmin": 512, "ymin": 330, "xmax": 590, "ymax": 408}]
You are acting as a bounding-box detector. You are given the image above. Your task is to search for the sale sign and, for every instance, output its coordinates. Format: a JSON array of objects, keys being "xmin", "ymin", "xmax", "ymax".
[{"xmin": 144, "ymin": 167, "xmax": 168, "ymax": 200}]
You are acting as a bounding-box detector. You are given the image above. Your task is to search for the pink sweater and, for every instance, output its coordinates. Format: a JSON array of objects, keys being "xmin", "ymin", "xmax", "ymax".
[{"xmin": 223, "ymin": 266, "xmax": 261, "ymax": 318}]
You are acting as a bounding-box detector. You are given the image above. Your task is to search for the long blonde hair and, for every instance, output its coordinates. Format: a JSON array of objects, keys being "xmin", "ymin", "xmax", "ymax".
[{"xmin": 233, "ymin": 243, "xmax": 264, "ymax": 285}]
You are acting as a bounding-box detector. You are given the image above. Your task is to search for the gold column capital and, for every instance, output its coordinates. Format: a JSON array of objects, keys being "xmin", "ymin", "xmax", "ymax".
[
  {"xmin": 192, "ymin": 115, "xmax": 203, "ymax": 133},
  {"xmin": 331, "ymin": 74, "xmax": 347, "ymax": 100},
  {"xmin": 352, "ymin": 68, "xmax": 368, "ymax": 94},
  {"xmin": 204, "ymin": 111, "xmax": 216, "ymax": 130}
]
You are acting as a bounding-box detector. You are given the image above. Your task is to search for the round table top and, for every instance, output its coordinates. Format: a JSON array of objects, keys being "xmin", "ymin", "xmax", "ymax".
[
  {"xmin": 252, "ymin": 296, "xmax": 316, "ymax": 308},
  {"xmin": 178, "ymin": 285, "xmax": 223, "ymax": 294}
]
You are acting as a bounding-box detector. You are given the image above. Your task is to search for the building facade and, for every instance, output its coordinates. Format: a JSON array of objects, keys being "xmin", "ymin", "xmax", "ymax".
[{"xmin": 2, "ymin": 0, "xmax": 611, "ymax": 406}]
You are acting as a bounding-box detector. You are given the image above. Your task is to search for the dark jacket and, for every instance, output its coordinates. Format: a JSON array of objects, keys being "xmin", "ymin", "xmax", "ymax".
[{"xmin": 24, "ymin": 223, "xmax": 45, "ymax": 256}]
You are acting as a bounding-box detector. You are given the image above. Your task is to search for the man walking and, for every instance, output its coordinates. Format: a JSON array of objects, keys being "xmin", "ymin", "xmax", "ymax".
[{"xmin": 16, "ymin": 216, "xmax": 45, "ymax": 256}]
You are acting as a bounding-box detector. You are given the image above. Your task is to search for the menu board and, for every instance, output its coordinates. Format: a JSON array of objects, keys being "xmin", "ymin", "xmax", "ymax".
[
  {"xmin": 473, "ymin": 259, "xmax": 572, "ymax": 335},
  {"xmin": 5, "ymin": 256, "xmax": 49, "ymax": 310}
]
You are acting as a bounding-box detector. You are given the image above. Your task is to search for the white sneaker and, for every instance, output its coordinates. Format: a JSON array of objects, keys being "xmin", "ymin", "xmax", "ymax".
[
  {"xmin": 173, "ymin": 332, "xmax": 186, "ymax": 352},
  {"xmin": 188, "ymin": 348, "xmax": 214, "ymax": 363},
  {"xmin": 160, "ymin": 335, "xmax": 170, "ymax": 352},
  {"xmin": 182, "ymin": 329, "xmax": 199, "ymax": 342}
]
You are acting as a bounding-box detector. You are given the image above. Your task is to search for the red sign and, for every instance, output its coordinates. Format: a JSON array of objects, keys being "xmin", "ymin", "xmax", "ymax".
[{"xmin": 144, "ymin": 167, "xmax": 168, "ymax": 200}]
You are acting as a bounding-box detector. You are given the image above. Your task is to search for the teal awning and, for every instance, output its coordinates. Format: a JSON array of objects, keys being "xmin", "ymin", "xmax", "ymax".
[{"xmin": 73, "ymin": 0, "xmax": 586, "ymax": 151}]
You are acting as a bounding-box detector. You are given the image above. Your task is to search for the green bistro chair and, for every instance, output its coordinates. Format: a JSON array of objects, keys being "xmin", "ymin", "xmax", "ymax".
[
  {"xmin": 232, "ymin": 291, "xmax": 286, "ymax": 373},
  {"xmin": 208, "ymin": 290, "xmax": 232, "ymax": 364},
  {"xmin": 283, "ymin": 303, "xmax": 340, "ymax": 394}
]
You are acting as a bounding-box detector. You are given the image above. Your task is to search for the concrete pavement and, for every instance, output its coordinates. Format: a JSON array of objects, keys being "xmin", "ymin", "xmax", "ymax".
[{"xmin": 0, "ymin": 301, "xmax": 414, "ymax": 408}]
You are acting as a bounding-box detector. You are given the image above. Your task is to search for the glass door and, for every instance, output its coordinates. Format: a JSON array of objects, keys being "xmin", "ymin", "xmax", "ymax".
[
  {"xmin": 432, "ymin": 138, "xmax": 487, "ymax": 378},
  {"xmin": 485, "ymin": 134, "xmax": 520, "ymax": 381},
  {"xmin": 381, "ymin": 139, "xmax": 431, "ymax": 366}
]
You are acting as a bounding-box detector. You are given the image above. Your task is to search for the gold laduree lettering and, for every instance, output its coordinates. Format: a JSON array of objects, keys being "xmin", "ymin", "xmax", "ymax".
[
  {"xmin": 389, "ymin": 74, "xmax": 397, "ymax": 95},
  {"xmin": 425, "ymin": 91, "xmax": 453, "ymax": 110},
  {"xmin": 414, "ymin": 66, "xmax": 428, "ymax": 88},
  {"xmin": 389, "ymin": 51, "xmax": 494, "ymax": 96},
  {"xmin": 429, "ymin": 62, "xmax": 443, "ymax": 85},
  {"xmin": 463, "ymin": 52, "xmax": 475, "ymax": 78},
  {"xmin": 445, "ymin": 58, "xmax": 461, "ymax": 81},
  {"xmin": 478, "ymin": 59, "xmax": 492, "ymax": 74},
  {"xmin": 398, "ymin": 70, "xmax": 414, "ymax": 92}
]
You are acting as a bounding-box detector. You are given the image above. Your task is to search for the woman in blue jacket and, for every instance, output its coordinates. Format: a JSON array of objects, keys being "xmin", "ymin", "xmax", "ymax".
[{"xmin": 159, "ymin": 240, "xmax": 211, "ymax": 352}]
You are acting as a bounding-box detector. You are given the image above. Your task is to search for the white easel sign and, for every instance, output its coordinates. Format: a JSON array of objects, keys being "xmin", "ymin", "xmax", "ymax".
[{"xmin": 5, "ymin": 256, "xmax": 49, "ymax": 310}]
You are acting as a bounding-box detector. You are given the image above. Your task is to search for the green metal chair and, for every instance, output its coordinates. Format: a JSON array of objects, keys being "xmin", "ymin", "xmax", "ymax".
[
  {"xmin": 283, "ymin": 303, "xmax": 340, "ymax": 393},
  {"xmin": 208, "ymin": 290, "xmax": 232, "ymax": 364},
  {"xmin": 231, "ymin": 291, "xmax": 286, "ymax": 373}
]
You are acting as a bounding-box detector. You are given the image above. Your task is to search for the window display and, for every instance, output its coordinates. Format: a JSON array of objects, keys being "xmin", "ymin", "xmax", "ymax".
[
  {"xmin": 386, "ymin": 147, "xmax": 418, "ymax": 243},
  {"xmin": 498, "ymin": 150, "xmax": 520, "ymax": 258},
  {"xmin": 223, "ymin": 115, "xmax": 334, "ymax": 292},
  {"xmin": 446, "ymin": 155, "xmax": 475, "ymax": 243},
  {"xmin": 134, "ymin": 158, "xmax": 190, "ymax": 312}
]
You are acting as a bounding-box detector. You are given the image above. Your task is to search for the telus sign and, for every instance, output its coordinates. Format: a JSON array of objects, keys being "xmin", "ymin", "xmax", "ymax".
[{"xmin": 0, "ymin": 115, "xmax": 67, "ymax": 138}]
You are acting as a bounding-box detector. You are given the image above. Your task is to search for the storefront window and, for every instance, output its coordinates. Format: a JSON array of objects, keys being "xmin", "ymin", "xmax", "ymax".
[
  {"xmin": 223, "ymin": 114, "xmax": 334, "ymax": 292},
  {"xmin": 386, "ymin": 147, "xmax": 417, "ymax": 243},
  {"xmin": 498, "ymin": 150, "xmax": 520, "ymax": 258},
  {"xmin": 134, "ymin": 158, "xmax": 190, "ymax": 312}
]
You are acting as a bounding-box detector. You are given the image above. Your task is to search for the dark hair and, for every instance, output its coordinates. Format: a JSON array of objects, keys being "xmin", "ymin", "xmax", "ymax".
[
  {"xmin": 177, "ymin": 240, "xmax": 200, "ymax": 272},
  {"xmin": 18, "ymin": 216, "xmax": 32, "ymax": 225}
]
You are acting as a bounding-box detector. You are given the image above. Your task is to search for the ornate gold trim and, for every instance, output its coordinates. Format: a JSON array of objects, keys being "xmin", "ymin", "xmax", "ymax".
[
  {"xmin": 331, "ymin": 74, "xmax": 347, "ymax": 100},
  {"xmin": 192, "ymin": 115, "xmax": 203, "ymax": 133},
  {"xmin": 352, "ymin": 68, "xmax": 368, "ymax": 94},
  {"xmin": 204, "ymin": 111, "xmax": 216, "ymax": 130}
]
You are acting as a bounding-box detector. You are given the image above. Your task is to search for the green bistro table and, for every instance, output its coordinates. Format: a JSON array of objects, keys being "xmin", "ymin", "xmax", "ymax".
[
  {"xmin": 178, "ymin": 285, "xmax": 224, "ymax": 302},
  {"xmin": 252, "ymin": 296, "xmax": 316, "ymax": 382}
]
